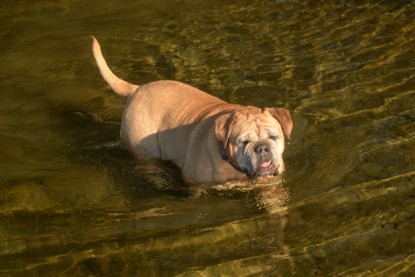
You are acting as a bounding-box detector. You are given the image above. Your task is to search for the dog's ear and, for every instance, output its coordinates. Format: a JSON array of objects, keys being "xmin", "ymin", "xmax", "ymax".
[
  {"xmin": 215, "ymin": 112, "xmax": 238, "ymax": 158},
  {"xmin": 265, "ymin": 108, "xmax": 293, "ymax": 139}
]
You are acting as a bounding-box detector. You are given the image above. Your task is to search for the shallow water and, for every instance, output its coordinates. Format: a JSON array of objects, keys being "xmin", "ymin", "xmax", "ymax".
[{"xmin": 1, "ymin": 0, "xmax": 414, "ymax": 276}]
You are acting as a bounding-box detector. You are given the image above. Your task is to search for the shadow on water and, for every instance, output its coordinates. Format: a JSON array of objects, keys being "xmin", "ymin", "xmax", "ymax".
[{"xmin": 58, "ymin": 105, "xmax": 191, "ymax": 197}]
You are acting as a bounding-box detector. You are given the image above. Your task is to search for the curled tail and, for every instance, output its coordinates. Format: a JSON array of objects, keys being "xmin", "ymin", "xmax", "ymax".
[{"xmin": 91, "ymin": 36, "xmax": 139, "ymax": 97}]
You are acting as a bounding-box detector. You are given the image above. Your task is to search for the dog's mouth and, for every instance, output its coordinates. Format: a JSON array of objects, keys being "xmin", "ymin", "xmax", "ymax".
[{"xmin": 250, "ymin": 159, "xmax": 278, "ymax": 177}]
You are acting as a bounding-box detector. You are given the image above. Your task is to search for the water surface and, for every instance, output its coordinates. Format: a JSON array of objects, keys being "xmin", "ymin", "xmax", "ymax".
[{"xmin": 0, "ymin": 0, "xmax": 414, "ymax": 276}]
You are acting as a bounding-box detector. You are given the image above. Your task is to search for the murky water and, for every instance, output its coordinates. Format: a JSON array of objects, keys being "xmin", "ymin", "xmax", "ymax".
[{"xmin": 1, "ymin": 0, "xmax": 414, "ymax": 276}]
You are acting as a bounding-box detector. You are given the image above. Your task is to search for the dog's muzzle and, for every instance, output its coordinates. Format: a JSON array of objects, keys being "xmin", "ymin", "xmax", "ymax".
[{"xmin": 252, "ymin": 142, "xmax": 278, "ymax": 177}]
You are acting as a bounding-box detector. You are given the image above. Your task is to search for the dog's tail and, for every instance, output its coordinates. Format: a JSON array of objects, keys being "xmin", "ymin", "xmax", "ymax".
[{"xmin": 91, "ymin": 36, "xmax": 139, "ymax": 97}]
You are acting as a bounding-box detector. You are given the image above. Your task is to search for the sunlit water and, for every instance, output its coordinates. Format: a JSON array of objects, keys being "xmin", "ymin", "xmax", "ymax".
[{"xmin": 1, "ymin": 0, "xmax": 414, "ymax": 276}]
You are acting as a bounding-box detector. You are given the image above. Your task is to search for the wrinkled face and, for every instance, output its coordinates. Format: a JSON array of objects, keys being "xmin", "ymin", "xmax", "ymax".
[{"xmin": 216, "ymin": 108, "xmax": 293, "ymax": 178}]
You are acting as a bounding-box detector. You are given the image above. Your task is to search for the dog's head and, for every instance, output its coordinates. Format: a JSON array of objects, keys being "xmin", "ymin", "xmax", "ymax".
[{"xmin": 215, "ymin": 107, "xmax": 292, "ymax": 178}]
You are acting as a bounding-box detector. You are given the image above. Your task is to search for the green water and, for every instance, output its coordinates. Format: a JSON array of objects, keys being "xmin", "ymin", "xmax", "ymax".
[{"xmin": 1, "ymin": 0, "xmax": 414, "ymax": 276}]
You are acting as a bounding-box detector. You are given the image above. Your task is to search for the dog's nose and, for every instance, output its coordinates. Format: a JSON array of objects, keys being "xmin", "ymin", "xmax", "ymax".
[{"xmin": 254, "ymin": 143, "xmax": 270, "ymax": 156}]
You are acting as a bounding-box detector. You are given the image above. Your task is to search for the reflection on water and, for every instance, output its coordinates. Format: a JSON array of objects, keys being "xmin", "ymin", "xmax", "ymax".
[{"xmin": 0, "ymin": 0, "xmax": 414, "ymax": 275}]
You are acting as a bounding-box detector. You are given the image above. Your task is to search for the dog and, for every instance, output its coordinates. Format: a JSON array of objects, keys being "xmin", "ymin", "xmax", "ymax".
[{"xmin": 92, "ymin": 37, "xmax": 293, "ymax": 184}]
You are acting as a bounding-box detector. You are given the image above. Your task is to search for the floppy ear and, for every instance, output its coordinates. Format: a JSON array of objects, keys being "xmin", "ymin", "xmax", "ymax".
[
  {"xmin": 215, "ymin": 112, "xmax": 238, "ymax": 159},
  {"xmin": 265, "ymin": 108, "xmax": 293, "ymax": 139}
]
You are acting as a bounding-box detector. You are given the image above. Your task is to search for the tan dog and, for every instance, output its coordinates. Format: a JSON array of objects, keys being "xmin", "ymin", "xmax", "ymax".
[{"xmin": 92, "ymin": 37, "xmax": 293, "ymax": 184}]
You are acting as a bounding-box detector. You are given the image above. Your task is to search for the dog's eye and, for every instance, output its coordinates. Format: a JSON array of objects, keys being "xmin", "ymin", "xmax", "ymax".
[
  {"xmin": 269, "ymin": 135, "xmax": 278, "ymax": 140},
  {"xmin": 242, "ymin": 140, "xmax": 250, "ymax": 146}
]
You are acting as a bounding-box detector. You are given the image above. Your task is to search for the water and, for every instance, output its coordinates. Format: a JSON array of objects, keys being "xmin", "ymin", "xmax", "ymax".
[{"xmin": 1, "ymin": 0, "xmax": 414, "ymax": 276}]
